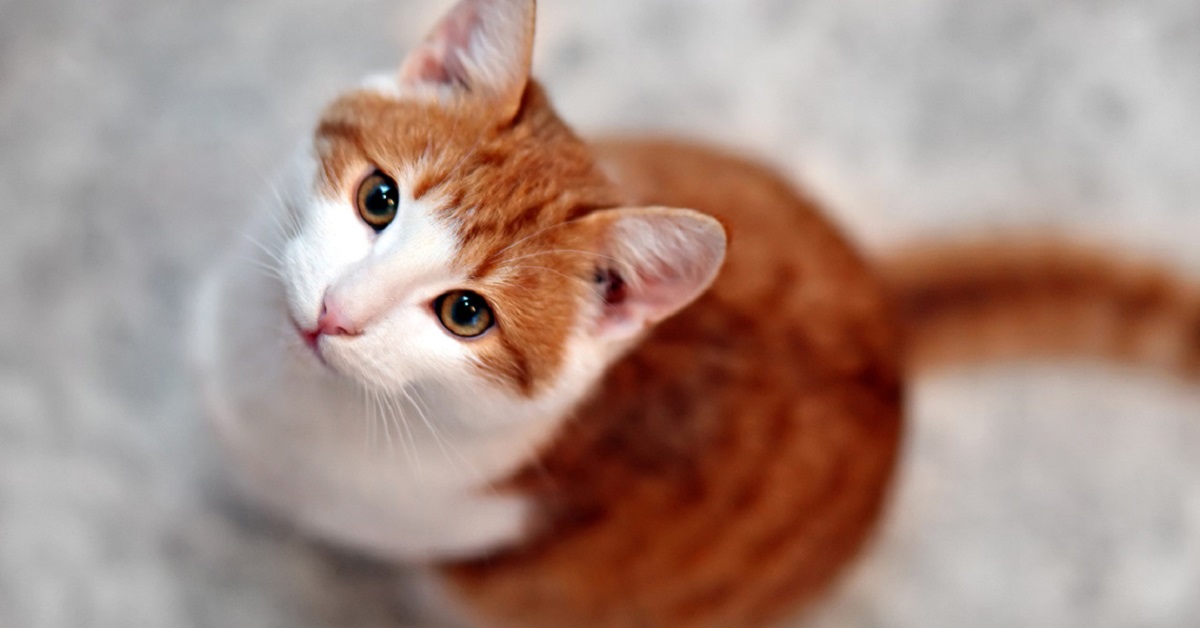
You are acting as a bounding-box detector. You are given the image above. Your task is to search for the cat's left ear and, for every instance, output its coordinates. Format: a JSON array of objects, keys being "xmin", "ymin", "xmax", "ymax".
[
  {"xmin": 577, "ymin": 207, "xmax": 728, "ymax": 342},
  {"xmin": 398, "ymin": 0, "xmax": 536, "ymax": 121}
]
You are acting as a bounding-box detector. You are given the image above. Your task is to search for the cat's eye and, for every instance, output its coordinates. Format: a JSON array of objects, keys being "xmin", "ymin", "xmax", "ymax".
[
  {"xmin": 356, "ymin": 171, "xmax": 399, "ymax": 231},
  {"xmin": 434, "ymin": 290, "xmax": 494, "ymax": 338}
]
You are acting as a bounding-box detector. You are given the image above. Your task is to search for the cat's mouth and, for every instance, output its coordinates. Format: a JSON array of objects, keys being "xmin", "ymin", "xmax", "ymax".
[{"xmin": 291, "ymin": 317, "xmax": 329, "ymax": 367}]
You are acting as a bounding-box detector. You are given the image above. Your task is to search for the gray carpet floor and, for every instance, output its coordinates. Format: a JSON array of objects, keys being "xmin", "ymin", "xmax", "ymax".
[{"xmin": 3, "ymin": 0, "xmax": 1200, "ymax": 626}]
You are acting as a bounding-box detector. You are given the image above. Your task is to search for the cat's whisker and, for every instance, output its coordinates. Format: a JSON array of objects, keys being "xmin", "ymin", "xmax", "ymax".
[
  {"xmin": 263, "ymin": 174, "xmax": 304, "ymax": 238},
  {"xmin": 260, "ymin": 188, "xmax": 291, "ymax": 239},
  {"xmin": 370, "ymin": 386, "xmax": 394, "ymax": 457},
  {"xmin": 357, "ymin": 352, "xmax": 423, "ymax": 478},
  {"xmin": 237, "ymin": 254, "xmax": 285, "ymax": 282},
  {"xmin": 445, "ymin": 121, "xmax": 490, "ymax": 182},
  {"xmin": 266, "ymin": 204, "xmax": 298, "ymax": 242},
  {"xmin": 279, "ymin": 202, "xmax": 303, "ymax": 239},
  {"xmin": 354, "ymin": 380, "xmax": 381, "ymax": 455},
  {"xmin": 358, "ymin": 382, "xmax": 373, "ymax": 453},
  {"xmin": 404, "ymin": 385, "xmax": 480, "ymax": 481},
  {"xmin": 247, "ymin": 241, "xmax": 286, "ymax": 270},
  {"xmin": 355, "ymin": 381, "xmax": 369, "ymax": 449},
  {"xmin": 241, "ymin": 231, "xmax": 290, "ymax": 272},
  {"xmin": 365, "ymin": 385, "xmax": 380, "ymax": 453},
  {"xmin": 499, "ymin": 264, "xmax": 595, "ymax": 289},
  {"xmin": 242, "ymin": 267, "xmax": 283, "ymax": 284},
  {"xmin": 383, "ymin": 387, "xmax": 424, "ymax": 480},
  {"xmin": 235, "ymin": 245, "xmax": 284, "ymax": 269},
  {"xmin": 489, "ymin": 220, "xmax": 579, "ymax": 260},
  {"xmin": 400, "ymin": 385, "xmax": 449, "ymax": 465},
  {"xmin": 503, "ymin": 248, "xmax": 623, "ymax": 266},
  {"xmin": 376, "ymin": 387, "xmax": 404, "ymax": 466}
]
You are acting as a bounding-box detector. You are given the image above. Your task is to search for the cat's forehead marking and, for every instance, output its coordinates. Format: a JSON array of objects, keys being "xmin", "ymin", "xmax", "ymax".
[{"xmin": 311, "ymin": 85, "xmax": 621, "ymax": 396}]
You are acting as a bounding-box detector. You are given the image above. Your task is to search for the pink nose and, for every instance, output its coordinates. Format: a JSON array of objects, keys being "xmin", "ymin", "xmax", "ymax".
[{"xmin": 315, "ymin": 297, "xmax": 360, "ymax": 337}]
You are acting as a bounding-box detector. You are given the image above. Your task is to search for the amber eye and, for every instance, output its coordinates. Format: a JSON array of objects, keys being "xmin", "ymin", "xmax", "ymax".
[
  {"xmin": 434, "ymin": 290, "xmax": 494, "ymax": 338},
  {"xmin": 356, "ymin": 171, "xmax": 399, "ymax": 231}
]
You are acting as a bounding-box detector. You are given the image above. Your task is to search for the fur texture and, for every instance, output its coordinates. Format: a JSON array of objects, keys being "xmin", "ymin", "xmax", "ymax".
[
  {"xmin": 882, "ymin": 239, "xmax": 1200, "ymax": 379},
  {"xmin": 192, "ymin": 0, "xmax": 1200, "ymax": 626}
]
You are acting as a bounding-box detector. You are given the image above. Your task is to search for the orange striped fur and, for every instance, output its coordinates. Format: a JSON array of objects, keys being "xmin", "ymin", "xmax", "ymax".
[{"xmin": 882, "ymin": 239, "xmax": 1200, "ymax": 379}]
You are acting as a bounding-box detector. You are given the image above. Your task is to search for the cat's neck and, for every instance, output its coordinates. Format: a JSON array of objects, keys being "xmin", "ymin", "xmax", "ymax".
[
  {"xmin": 287, "ymin": 327, "xmax": 607, "ymax": 490},
  {"xmin": 375, "ymin": 378, "xmax": 565, "ymax": 481}
]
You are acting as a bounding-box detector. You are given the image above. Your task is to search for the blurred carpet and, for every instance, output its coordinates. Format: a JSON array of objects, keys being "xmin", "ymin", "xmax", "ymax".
[{"xmin": 2, "ymin": 0, "xmax": 1199, "ymax": 626}]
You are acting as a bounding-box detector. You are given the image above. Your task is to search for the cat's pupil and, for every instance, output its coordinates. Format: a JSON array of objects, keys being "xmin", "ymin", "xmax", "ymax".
[
  {"xmin": 365, "ymin": 182, "xmax": 396, "ymax": 217},
  {"xmin": 356, "ymin": 171, "xmax": 399, "ymax": 231},
  {"xmin": 450, "ymin": 293, "xmax": 484, "ymax": 326}
]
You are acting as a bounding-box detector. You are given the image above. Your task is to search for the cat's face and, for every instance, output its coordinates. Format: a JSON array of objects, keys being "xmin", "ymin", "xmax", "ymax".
[
  {"xmin": 281, "ymin": 89, "xmax": 615, "ymax": 408},
  {"xmin": 275, "ymin": 0, "xmax": 726, "ymax": 424}
]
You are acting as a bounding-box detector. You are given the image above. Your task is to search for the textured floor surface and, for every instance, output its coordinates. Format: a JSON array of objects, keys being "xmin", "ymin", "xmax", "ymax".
[{"xmin": 3, "ymin": 0, "xmax": 1200, "ymax": 626}]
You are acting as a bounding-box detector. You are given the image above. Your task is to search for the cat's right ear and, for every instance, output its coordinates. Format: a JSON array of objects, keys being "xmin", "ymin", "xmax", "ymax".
[
  {"xmin": 578, "ymin": 207, "xmax": 728, "ymax": 342},
  {"xmin": 398, "ymin": 0, "xmax": 536, "ymax": 122}
]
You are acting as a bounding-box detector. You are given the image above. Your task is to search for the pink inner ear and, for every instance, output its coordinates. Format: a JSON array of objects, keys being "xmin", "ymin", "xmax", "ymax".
[
  {"xmin": 401, "ymin": 2, "xmax": 481, "ymax": 87},
  {"xmin": 638, "ymin": 266, "xmax": 705, "ymax": 310},
  {"xmin": 396, "ymin": 0, "xmax": 535, "ymax": 119},
  {"xmin": 596, "ymin": 263, "xmax": 698, "ymax": 337},
  {"xmin": 405, "ymin": 53, "xmax": 455, "ymax": 86},
  {"xmin": 592, "ymin": 214, "xmax": 726, "ymax": 338}
]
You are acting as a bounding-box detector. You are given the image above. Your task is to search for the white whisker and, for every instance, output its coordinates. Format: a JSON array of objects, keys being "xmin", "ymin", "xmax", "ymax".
[
  {"xmin": 242, "ymin": 231, "xmax": 289, "ymax": 272},
  {"xmin": 500, "ymin": 264, "xmax": 595, "ymax": 289},
  {"xmin": 371, "ymin": 386, "xmax": 394, "ymax": 456},
  {"xmin": 404, "ymin": 385, "xmax": 480, "ymax": 481},
  {"xmin": 384, "ymin": 388, "xmax": 423, "ymax": 480},
  {"xmin": 357, "ymin": 382, "xmax": 369, "ymax": 451},
  {"xmin": 503, "ymin": 248, "xmax": 623, "ymax": 266},
  {"xmin": 489, "ymin": 220, "xmax": 578, "ymax": 259},
  {"xmin": 237, "ymin": 255, "xmax": 285, "ymax": 282},
  {"xmin": 265, "ymin": 180, "xmax": 303, "ymax": 238},
  {"xmin": 356, "ymin": 352, "xmax": 423, "ymax": 478}
]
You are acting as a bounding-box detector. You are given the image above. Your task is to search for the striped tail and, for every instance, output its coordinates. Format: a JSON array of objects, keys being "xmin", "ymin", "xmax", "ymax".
[{"xmin": 878, "ymin": 238, "xmax": 1200, "ymax": 379}]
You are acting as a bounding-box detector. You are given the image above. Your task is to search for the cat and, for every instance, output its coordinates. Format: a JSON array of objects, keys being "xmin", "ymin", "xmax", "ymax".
[{"xmin": 191, "ymin": 0, "xmax": 1200, "ymax": 626}]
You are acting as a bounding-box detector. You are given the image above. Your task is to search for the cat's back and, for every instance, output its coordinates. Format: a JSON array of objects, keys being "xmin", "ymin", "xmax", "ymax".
[{"xmin": 442, "ymin": 138, "xmax": 906, "ymax": 627}]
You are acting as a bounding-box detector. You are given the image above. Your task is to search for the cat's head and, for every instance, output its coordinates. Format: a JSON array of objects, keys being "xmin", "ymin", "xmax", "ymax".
[{"xmin": 278, "ymin": 0, "xmax": 726, "ymax": 426}]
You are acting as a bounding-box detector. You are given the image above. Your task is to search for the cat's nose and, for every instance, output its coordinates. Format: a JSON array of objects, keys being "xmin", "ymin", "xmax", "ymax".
[{"xmin": 316, "ymin": 297, "xmax": 361, "ymax": 337}]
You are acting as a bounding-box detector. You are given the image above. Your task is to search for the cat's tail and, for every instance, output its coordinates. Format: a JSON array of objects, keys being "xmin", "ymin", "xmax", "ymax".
[{"xmin": 877, "ymin": 237, "xmax": 1200, "ymax": 378}]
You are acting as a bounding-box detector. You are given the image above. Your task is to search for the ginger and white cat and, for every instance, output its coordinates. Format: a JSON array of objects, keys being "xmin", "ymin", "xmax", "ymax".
[{"xmin": 193, "ymin": 0, "xmax": 1200, "ymax": 626}]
